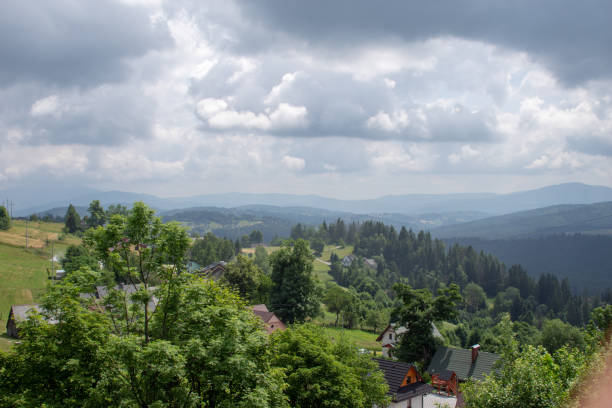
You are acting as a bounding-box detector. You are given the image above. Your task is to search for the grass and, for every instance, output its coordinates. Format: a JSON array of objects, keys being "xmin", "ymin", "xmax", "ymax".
[
  {"xmin": 319, "ymin": 326, "xmax": 380, "ymax": 351},
  {"xmin": 241, "ymin": 245, "xmax": 281, "ymax": 255},
  {"xmin": 0, "ymin": 220, "xmax": 81, "ymax": 350},
  {"xmin": 321, "ymin": 245, "xmax": 353, "ymax": 262}
]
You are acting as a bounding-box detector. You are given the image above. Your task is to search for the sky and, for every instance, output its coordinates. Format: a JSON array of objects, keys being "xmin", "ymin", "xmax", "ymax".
[{"xmin": 1, "ymin": 0, "xmax": 611, "ymax": 199}]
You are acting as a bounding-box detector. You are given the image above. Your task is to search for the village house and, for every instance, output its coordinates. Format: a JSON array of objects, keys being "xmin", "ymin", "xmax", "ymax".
[
  {"xmin": 250, "ymin": 304, "xmax": 286, "ymax": 334},
  {"xmin": 342, "ymin": 254, "xmax": 355, "ymax": 267},
  {"xmin": 6, "ymin": 304, "xmax": 57, "ymax": 338},
  {"xmin": 199, "ymin": 261, "xmax": 227, "ymax": 280},
  {"xmin": 373, "ymin": 358, "xmax": 433, "ymax": 408},
  {"xmin": 364, "ymin": 258, "xmax": 378, "ymax": 270},
  {"xmin": 376, "ymin": 323, "xmax": 443, "ymax": 358},
  {"xmin": 427, "ymin": 344, "xmax": 500, "ymax": 384}
]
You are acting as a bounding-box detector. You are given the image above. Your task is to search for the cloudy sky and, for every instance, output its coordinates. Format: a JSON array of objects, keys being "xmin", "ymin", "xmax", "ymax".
[{"xmin": 1, "ymin": 0, "xmax": 611, "ymax": 199}]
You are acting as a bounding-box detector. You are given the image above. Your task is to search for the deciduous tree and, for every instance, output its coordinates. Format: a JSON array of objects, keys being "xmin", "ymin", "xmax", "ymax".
[
  {"xmin": 271, "ymin": 324, "xmax": 389, "ymax": 408},
  {"xmin": 393, "ymin": 282, "xmax": 462, "ymax": 364},
  {"xmin": 0, "ymin": 205, "xmax": 10, "ymax": 230}
]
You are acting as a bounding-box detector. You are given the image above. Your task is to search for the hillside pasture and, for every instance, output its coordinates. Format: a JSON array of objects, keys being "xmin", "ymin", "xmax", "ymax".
[
  {"xmin": 319, "ymin": 326, "xmax": 380, "ymax": 352},
  {"xmin": 0, "ymin": 220, "xmax": 81, "ymax": 350}
]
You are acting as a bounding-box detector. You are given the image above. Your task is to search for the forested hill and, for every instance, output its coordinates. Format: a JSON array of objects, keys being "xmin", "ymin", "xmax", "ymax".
[
  {"xmin": 291, "ymin": 219, "xmax": 611, "ymax": 328},
  {"xmin": 159, "ymin": 205, "xmax": 484, "ymax": 242},
  {"xmin": 444, "ymin": 235, "xmax": 612, "ymax": 292},
  {"xmin": 431, "ymin": 201, "xmax": 612, "ymax": 239}
]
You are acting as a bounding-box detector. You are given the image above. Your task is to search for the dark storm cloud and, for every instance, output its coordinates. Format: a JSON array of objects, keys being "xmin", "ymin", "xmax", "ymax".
[
  {"xmin": 236, "ymin": 0, "xmax": 612, "ymax": 86},
  {"xmin": 0, "ymin": 0, "xmax": 171, "ymax": 87}
]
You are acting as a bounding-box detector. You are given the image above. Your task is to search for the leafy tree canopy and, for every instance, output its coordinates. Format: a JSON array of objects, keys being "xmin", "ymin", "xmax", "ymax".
[
  {"xmin": 271, "ymin": 324, "xmax": 389, "ymax": 408},
  {"xmin": 0, "ymin": 205, "xmax": 10, "ymax": 230},
  {"xmin": 393, "ymin": 282, "xmax": 462, "ymax": 364},
  {"xmin": 222, "ymin": 254, "xmax": 271, "ymax": 304},
  {"xmin": 86, "ymin": 199, "xmax": 106, "ymax": 229}
]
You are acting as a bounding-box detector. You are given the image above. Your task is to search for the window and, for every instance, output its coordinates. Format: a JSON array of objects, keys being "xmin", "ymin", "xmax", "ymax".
[
  {"xmin": 389, "ymin": 333, "xmax": 393, "ymax": 340},
  {"xmin": 271, "ymin": 325, "xmax": 274, "ymax": 328}
]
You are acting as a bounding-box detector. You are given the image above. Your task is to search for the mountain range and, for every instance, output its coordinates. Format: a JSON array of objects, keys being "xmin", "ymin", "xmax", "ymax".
[
  {"xmin": 431, "ymin": 201, "xmax": 612, "ymax": 240},
  {"xmin": 5, "ymin": 182, "xmax": 612, "ymax": 218}
]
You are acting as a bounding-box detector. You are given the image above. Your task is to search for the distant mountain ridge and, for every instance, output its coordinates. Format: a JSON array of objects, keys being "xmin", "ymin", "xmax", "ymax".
[
  {"xmin": 6, "ymin": 182, "xmax": 612, "ymax": 217},
  {"xmin": 431, "ymin": 201, "xmax": 612, "ymax": 240}
]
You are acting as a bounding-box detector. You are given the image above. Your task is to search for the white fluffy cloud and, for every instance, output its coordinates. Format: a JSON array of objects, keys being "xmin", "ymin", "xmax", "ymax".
[
  {"xmin": 281, "ymin": 155, "xmax": 306, "ymax": 171},
  {"xmin": 30, "ymin": 95, "xmax": 59, "ymax": 116},
  {"xmin": 196, "ymin": 98, "xmax": 307, "ymax": 131}
]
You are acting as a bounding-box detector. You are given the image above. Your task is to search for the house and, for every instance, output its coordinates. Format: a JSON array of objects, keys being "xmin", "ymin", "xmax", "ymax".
[
  {"xmin": 364, "ymin": 258, "xmax": 378, "ymax": 270},
  {"xmin": 250, "ymin": 304, "xmax": 286, "ymax": 334},
  {"xmin": 342, "ymin": 254, "xmax": 356, "ymax": 267},
  {"xmin": 376, "ymin": 323, "xmax": 443, "ymax": 358},
  {"xmin": 427, "ymin": 345, "xmax": 500, "ymax": 382},
  {"xmin": 6, "ymin": 304, "xmax": 57, "ymax": 338},
  {"xmin": 186, "ymin": 261, "xmax": 201, "ymax": 273},
  {"xmin": 54, "ymin": 269, "xmax": 66, "ymax": 280},
  {"xmin": 374, "ymin": 358, "xmax": 433, "ymax": 408},
  {"xmin": 199, "ymin": 261, "xmax": 227, "ymax": 280}
]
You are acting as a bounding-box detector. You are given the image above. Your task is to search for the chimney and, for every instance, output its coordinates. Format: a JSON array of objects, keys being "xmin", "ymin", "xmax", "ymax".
[{"xmin": 471, "ymin": 344, "xmax": 480, "ymax": 364}]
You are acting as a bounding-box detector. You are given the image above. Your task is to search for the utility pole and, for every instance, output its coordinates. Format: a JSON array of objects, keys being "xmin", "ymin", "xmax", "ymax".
[
  {"xmin": 10, "ymin": 200, "xmax": 13, "ymax": 218},
  {"xmin": 50, "ymin": 241, "xmax": 54, "ymax": 277},
  {"xmin": 25, "ymin": 219, "xmax": 29, "ymax": 249}
]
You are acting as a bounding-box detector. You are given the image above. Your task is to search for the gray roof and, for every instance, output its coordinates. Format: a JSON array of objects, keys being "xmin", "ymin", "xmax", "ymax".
[
  {"xmin": 95, "ymin": 284, "xmax": 159, "ymax": 311},
  {"xmin": 9, "ymin": 304, "xmax": 58, "ymax": 324},
  {"xmin": 10, "ymin": 304, "xmax": 43, "ymax": 322},
  {"xmin": 427, "ymin": 346, "xmax": 501, "ymax": 381},
  {"xmin": 373, "ymin": 358, "xmax": 432, "ymax": 402}
]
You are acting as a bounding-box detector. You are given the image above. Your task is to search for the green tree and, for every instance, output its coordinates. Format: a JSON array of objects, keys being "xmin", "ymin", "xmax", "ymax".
[
  {"xmin": 540, "ymin": 319, "xmax": 585, "ymax": 354},
  {"xmin": 393, "ymin": 282, "xmax": 462, "ymax": 364},
  {"xmin": 269, "ymin": 239, "xmax": 321, "ymax": 324},
  {"xmin": 87, "ymin": 199, "xmax": 106, "ymax": 229},
  {"xmin": 462, "ymin": 342, "xmax": 587, "ymax": 408},
  {"xmin": 106, "ymin": 203, "xmax": 128, "ymax": 217},
  {"xmin": 464, "ymin": 282, "xmax": 487, "ymax": 313},
  {"xmin": 249, "ymin": 229, "xmax": 264, "ymax": 244},
  {"xmin": 2, "ymin": 204, "xmax": 289, "ymax": 407},
  {"xmin": 254, "ymin": 245, "xmax": 271, "ymax": 274},
  {"xmin": 190, "ymin": 232, "xmax": 234, "ymax": 266},
  {"xmin": 365, "ymin": 309, "xmax": 388, "ymax": 333},
  {"xmin": 61, "ymin": 244, "xmax": 99, "ymax": 273},
  {"xmin": 324, "ymin": 284, "xmax": 351, "ymax": 326},
  {"xmin": 64, "ymin": 204, "xmax": 82, "ymax": 234},
  {"xmin": 85, "ymin": 202, "xmax": 191, "ymax": 342},
  {"xmin": 0, "ymin": 205, "xmax": 11, "ymax": 230},
  {"xmin": 310, "ymin": 237, "xmax": 325, "ymax": 256},
  {"xmin": 221, "ymin": 254, "xmax": 270, "ymax": 304},
  {"xmin": 271, "ymin": 324, "xmax": 389, "ymax": 408}
]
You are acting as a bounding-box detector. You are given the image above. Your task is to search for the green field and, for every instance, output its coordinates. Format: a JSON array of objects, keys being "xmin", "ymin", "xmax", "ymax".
[
  {"xmin": 319, "ymin": 326, "xmax": 380, "ymax": 352},
  {"xmin": 0, "ymin": 220, "xmax": 81, "ymax": 351}
]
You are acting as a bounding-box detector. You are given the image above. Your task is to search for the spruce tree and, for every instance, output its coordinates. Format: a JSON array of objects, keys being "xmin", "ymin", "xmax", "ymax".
[
  {"xmin": 86, "ymin": 200, "xmax": 106, "ymax": 228},
  {"xmin": 64, "ymin": 204, "xmax": 81, "ymax": 234},
  {"xmin": 269, "ymin": 239, "xmax": 320, "ymax": 323}
]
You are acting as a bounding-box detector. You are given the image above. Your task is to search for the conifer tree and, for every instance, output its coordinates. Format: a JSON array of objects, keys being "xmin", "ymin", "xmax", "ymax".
[{"xmin": 64, "ymin": 204, "xmax": 82, "ymax": 234}]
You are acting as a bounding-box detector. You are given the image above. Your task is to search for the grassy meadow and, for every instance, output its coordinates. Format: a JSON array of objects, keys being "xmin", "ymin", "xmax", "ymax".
[
  {"xmin": 0, "ymin": 220, "xmax": 80, "ymax": 350},
  {"xmin": 319, "ymin": 326, "xmax": 380, "ymax": 352}
]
